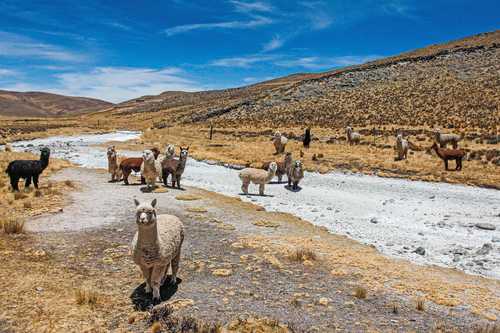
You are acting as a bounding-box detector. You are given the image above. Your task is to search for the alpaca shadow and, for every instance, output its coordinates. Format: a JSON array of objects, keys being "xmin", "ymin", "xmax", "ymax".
[
  {"xmin": 130, "ymin": 276, "xmax": 182, "ymax": 311},
  {"xmin": 285, "ymin": 185, "xmax": 302, "ymax": 193},
  {"xmin": 268, "ymin": 180, "xmax": 287, "ymax": 185},
  {"xmin": 140, "ymin": 186, "xmax": 157, "ymax": 193},
  {"xmin": 239, "ymin": 193, "xmax": 274, "ymax": 197},
  {"xmin": 121, "ymin": 183, "xmax": 144, "ymax": 187},
  {"xmin": 162, "ymin": 184, "xmax": 186, "ymax": 191}
]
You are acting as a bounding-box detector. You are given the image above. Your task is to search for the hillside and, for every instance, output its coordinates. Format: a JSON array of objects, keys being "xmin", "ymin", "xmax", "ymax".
[
  {"xmin": 89, "ymin": 30, "xmax": 500, "ymax": 130},
  {"xmin": 0, "ymin": 90, "xmax": 113, "ymax": 118}
]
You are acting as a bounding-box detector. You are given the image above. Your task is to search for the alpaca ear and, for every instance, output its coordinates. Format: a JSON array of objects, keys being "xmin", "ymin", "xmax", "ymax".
[
  {"xmin": 186, "ymin": 146, "xmax": 189, "ymax": 151},
  {"xmin": 151, "ymin": 198, "xmax": 157, "ymax": 208},
  {"xmin": 134, "ymin": 199, "xmax": 140, "ymax": 207}
]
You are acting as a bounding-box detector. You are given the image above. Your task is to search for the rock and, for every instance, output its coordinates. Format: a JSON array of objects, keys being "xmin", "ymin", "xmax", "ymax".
[
  {"xmin": 475, "ymin": 223, "xmax": 496, "ymax": 231},
  {"xmin": 491, "ymin": 237, "xmax": 500, "ymax": 243},
  {"xmin": 476, "ymin": 243, "xmax": 492, "ymax": 255},
  {"xmin": 429, "ymin": 195, "xmax": 435, "ymax": 199},
  {"xmin": 370, "ymin": 217, "xmax": 379, "ymax": 224},
  {"xmin": 212, "ymin": 268, "xmax": 233, "ymax": 277},
  {"xmin": 318, "ymin": 297, "xmax": 330, "ymax": 306},
  {"xmin": 452, "ymin": 246, "xmax": 467, "ymax": 255},
  {"xmin": 413, "ymin": 247, "xmax": 426, "ymax": 256}
]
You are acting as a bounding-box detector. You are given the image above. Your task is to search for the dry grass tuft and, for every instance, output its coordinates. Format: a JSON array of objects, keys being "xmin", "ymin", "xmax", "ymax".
[
  {"xmin": 186, "ymin": 207, "xmax": 208, "ymax": 213},
  {"xmin": 416, "ymin": 297, "xmax": 425, "ymax": 311},
  {"xmin": 175, "ymin": 194, "xmax": 202, "ymax": 201},
  {"xmin": 354, "ymin": 286, "xmax": 367, "ymax": 299},
  {"xmin": 150, "ymin": 321, "xmax": 161, "ymax": 333},
  {"xmin": 391, "ymin": 303, "xmax": 399, "ymax": 314},
  {"xmin": 64, "ymin": 179, "xmax": 75, "ymax": 187},
  {"xmin": 23, "ymin": 201, "xmax": 32, "ymax": 209},
  {"xmin": 74, "ymin": 288, "xmax": 99, "ymax": 306},
  {"xmin": 1, "ymin": 218, "xmax": 25, "ymax": 234},
  {"xmin": 14, "ymin": 192, "xmax": 27, "ymax": 200},
  {"xmin": 287, "ymin": 247, "xmax": 317, "ymax": 262}
]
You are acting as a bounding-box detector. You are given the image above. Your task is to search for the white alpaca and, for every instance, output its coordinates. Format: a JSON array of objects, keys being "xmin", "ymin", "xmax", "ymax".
[
  {"xmin": 164, "ymin": 144, "xmax": 175, "ymax": 160},
  {"xmin": 273, "ymin": 132, "xmax": 288, "ymax": 154},
  {"xmin": 239, "ymin": 162, "xmax": 277, "ymax": 196},
  {"xmin": 106, "ymin": 146, "xmax": 122, "ymax": 182},
  {"xmin": 130, "ymin": 199, "xmax": 184, "ymax": 304},
  {"xmin": 434, "ymin": 129, "xmax": 463, "ymax": 149},
  {"xmin": 345, "ymin": 126, "xmax": 361, "ymax": 145},
  {"xmin": 287, "ymin": 160, "xmax": 304, "ymax": 190},
  {"xmin": 140, "ymin": 150, "xmax": 158, "ymax": 190},
  {"xmin": 395, "ymin": 134, "xmax": 409, "ymax": 160}
]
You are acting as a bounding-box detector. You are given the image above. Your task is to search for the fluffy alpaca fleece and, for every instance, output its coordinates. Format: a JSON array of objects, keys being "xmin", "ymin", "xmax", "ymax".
[
  {"xmin": 273, "ymin": 131, "xmax": 288, "ymax": 154},
  {"xmin": 131, "ymin": 199, "xmax": 184, "ymax": 304},
  {"xmin": 262, "ymin": 152, "xmax": 292, "ymax": 183},
  {"xmin": 434, "ymin": 130, "xmax": 463, "ymax": 149},
  {"xmin": 287, "ymin": 160, "xmax": 304, "ymax": 190},
  {"xmin": 395, "ymin": 134, "xmax": 409, "ymax": 160},
  {"xmin": 239, "ymin": 162, "xmax": 277, "ymax": 196},
  {"xmin": 140, "ymin": 150, "xmax": 159, "ymax": 189},
  {"xmin": 345, "ymin": 126, "xmax": 361, "ymax": 145},
  {"xmin": 107, "ymin": 146, "xmax": 122, "ymax": 182}
]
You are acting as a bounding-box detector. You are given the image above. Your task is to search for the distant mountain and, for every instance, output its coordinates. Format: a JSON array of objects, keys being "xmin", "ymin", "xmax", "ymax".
[
  {"xmin": 89, "ymin": 29, "xmax": 499, "ymax": 130},
  {"xmin": 0, "ymin": 90, "xmax": 113, "ymax": 118}
]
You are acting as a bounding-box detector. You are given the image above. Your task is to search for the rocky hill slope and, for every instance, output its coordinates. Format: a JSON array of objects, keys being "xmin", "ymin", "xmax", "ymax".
[
  {"xmin": 89, "ymin": 30, "xmax": 499, "ymax": 130},
  {"xmin": 0, "ymin": 90, "xmax": 113, "ymax": 118}
]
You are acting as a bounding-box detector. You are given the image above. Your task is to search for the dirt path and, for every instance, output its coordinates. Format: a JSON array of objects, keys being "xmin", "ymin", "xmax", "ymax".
[{"xmin": 1, "ymin": 167, "xmax": 493, "ymax": 332}]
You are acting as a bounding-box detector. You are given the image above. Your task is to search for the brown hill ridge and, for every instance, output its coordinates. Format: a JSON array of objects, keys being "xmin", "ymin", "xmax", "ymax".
[
  {"xmin": 0, "ymin": 90, "xmax": 113, "ymax": 118},
  {"xmin": 89, "ymin": 30, "xmax": 500, "ymax": 130}
]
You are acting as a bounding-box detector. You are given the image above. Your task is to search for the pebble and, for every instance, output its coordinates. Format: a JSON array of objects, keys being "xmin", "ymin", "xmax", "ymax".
[
  {"xmin": 475, "ymin": 223, "xmax": 496, "ymax": 231},
  {"xmin": 492, "ymin": 237, "xmax": 500, "ymax": 243},
  {"xmin": 413, "ymin": 247, "xmax": 426, "ymax": 256},
  {"xmin": 370, "ymin": 217, "xmax": 379, "ymax": 224}
]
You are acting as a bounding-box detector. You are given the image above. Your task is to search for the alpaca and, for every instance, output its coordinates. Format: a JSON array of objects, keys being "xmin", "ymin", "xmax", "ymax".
[
  {"xmin": 287, "ymin": 160, "xmax": 304, "ymax": 190},
  {"xmin": 107, "ymin": 146, "xmax": 122, "ymax": 182},
  {"xmin": 303, "ymin": 128, "xmax": 311, "ymax": 148},
  {"xmin": 395, "ymin": 134, "xmax": 409, "ymax": 160},
  {"xmin": 140, "ymin": 150, "xmax": 158, "ymax": 190},
  {"xmin": 6, "ymin": 147, "xmax": 50, "ymax": 191},
  {"xmin": 130, "ymin": 198, "xmax": 184, "ymax": 304},
  {"xmin": 120, "ymin": 147, "xmax": 160, "ymax": 185},
  {"xmin": 431, "ymin": 142, "xmax": 466, "ymax": 171},
  {"xmin": 346, "ymin": 126, "xmax": 361, "ymax": 145},
  {"xmin": 239, "ymin": 162, "xmax": 277, "ymax": 196},
  {"xmin": 434, "ymin": 130, "xmax": 463, "ymax": 149},
  {"xmin": 262, "ymin": 152, "xmax": 292, "ymax": 183},
  {"xmin": 162, "ymin": 147, "xmax": 189, "ymax": 189},
  {"xmin": 273, "ymin": 132, "xmax": 288, "ymax": 154},
  {"xmin": 164, "ymin": 144, "xmax": 175, "ymax": 160}
]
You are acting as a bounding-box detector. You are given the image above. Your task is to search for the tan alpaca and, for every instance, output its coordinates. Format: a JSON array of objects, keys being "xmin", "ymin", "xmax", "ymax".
[
  {"xmin": 345, "ymin": 126, "xmax": 361, "ymax": 145},
  {"xmin": 239, "ymin": 162, "xmax": 277, "ymax": 196},
  {"xmin": 273, "ymin": 131, "xmax": 288, "ymax": 154},
  {"xmin": 140, "ymin": 149, "xmax": 158, "ymax": 190},
  {"xmin": 130, "ymin": 199, "xmax": 184, "ymax": 304},
  {"xmin": 262, "ymin": 152, "xmax": 292, "ymax": 183},
  {"xmin": 395, "ymin": 134, "xmax": 409, "ymax": 160},
  {"xmin": 106, "ymin": 146, "xmax": 122, "ymax": 182}
]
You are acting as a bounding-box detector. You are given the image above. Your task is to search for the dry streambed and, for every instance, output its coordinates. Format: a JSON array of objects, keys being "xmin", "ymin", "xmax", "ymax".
[{"xmin": 11, "ymin": 132, "xmax": 500, "ymax": 279}]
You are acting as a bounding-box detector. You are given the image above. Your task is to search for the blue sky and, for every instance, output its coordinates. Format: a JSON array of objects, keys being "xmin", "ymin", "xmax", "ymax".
[{"xmin": 0, "ymin": 0, "xmax": 498, "ymax": 103}]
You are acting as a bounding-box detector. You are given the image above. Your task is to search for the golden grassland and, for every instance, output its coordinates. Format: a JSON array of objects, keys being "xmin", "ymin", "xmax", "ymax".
[{"xmin": 125, "ymin": 125, "xmax": 500, "ymax": 189}]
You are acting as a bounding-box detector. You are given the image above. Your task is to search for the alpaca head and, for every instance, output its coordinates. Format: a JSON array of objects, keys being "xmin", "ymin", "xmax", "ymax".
[
  {"xmin": 293, "ymin": 160, "xmax": 302, "ymax": 170},
  {"xmin": 40, "ymin": 147, "xmax": 50, "ymax": 160},
  {"xmin": 346, "ymin": 126, "xmax": 352, "ymax": 134},
  {"xmin": 284, "ymin": 152, "xmax": 293, "ymax": 164},
  {"xmin": 179, "ymin": 146, "xmax": 189, "ymax": 159},
  {"xmin": 142, "ymin": 149, "xmax": 156, "ymax": 164},
  {"xmin": 165, "ymin": 144, "xmax": 175, "ymax": 157},
  {"xmin": 396, "ymin": 134, "xmax": 403, "ymax": 143},
  {"xmin": 268, "ymin": 161, "xmax": 278, "ymax": 173},
  {"xmin": 151, "ymin": 147, "xmax": 161, "ymax": 159},
  {"xmin": 274, "ymin": 131, "xmax": 281, "ymax": 138},
  {"xmin": 107, "ymin": 146, "xmax": 117, "ymax": 160},
  {"xmin": 134, "ymin": 198, "xmax": 157, "ymax": 226}
]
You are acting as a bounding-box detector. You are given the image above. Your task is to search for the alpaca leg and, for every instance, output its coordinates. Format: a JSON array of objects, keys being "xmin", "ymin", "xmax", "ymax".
[
  {"xmin": 259, "ymin": 183, "xmax": 265, "ymax": 196},
  {"xmin": 123, "ymin": 169, "xmax": 130, "ymax": 185},
  {"xmin": 444, "ymin": 160, "xmax": 449, "ymax": 171},
  {"xmin": 33, "ymin": 174, "xmax": 39, "ymax": 189},
  {"xmin": 170, "ymin": 249, "xmax": 181, "ymax": 284},
  {"xmin": 278, "ymin": 174, "xmax": 282, "ymax": 183},
  {"xmin": 176, "ymin": 175, "xmax": 181, "ymax": 189},
  {"xmin": 140, "ymin": 266, "xmax": 153, "ymax": 293},
  {"xmin": 241, "ymin": 180, "xmax": 249, "ymax": 194},
  {"xmin": 293, "ymin": 181, "xmax": 298, "ymax": 190},
  {"xmin": 10, "ymin": 175, "xmax": 20, "ymax": 191},
  {"xmin": 25, "ymin": 176, "xmax": 32, "ymax": 189},
  {"xmin": 161, "ymin": 263, "xmax": 171, "ymax": 286},
  {"xmin": 151, "ymin": 265, "xmax": 168, "ymax": 304},
  {"xmin": 288, "ymin": 177, "xmax": 292, "ymax": 187},
  {"xmin": 140, "ymin": 176, "xmax": 146, "ymax": 185}
]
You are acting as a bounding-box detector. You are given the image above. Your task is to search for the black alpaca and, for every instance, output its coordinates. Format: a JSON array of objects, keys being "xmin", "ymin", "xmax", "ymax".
[
  {"xmin": 6, "ymin": 147, "xmax": 50, "ymax": 191},
  {"xmin": 303, "ymin": 127, "xmax": 311, "ymax": 148}
]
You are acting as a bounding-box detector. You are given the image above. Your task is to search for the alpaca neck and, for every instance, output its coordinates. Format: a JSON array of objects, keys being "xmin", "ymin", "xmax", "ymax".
[
  {"xmin": 433, "ymin": 146, "xmax": 445, "ymax": 160},
  {"xmin": 177, "ymin": 156, "xmax": 187, "ymax": 172},
  {"xmin": 267, "ymin": 169, "xmax": 276, "ymax": 181},
  {"xmin": 108, "ymin": 156, "xmax": 117, "ymax": 167},
  {"xmin": 137, "ymin": 222, "xmax": 159, "ymax": 247},
  {"xmin": 40, "ymin": 155, "xmax": 50, "ymax": 170}
]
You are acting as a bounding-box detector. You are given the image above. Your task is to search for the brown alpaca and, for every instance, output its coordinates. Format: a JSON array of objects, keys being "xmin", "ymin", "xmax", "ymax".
[
  {"xmin": 431, "ymin": 142, "xmax": 466, "ymax": 171},
  {"xmin": 120, "ymin": 147, "xmax": 160, "ymax": 185},
  {"xmin": 162, "ymin": 147, "xmax": 189, "ymax": 189},
  {"xmin": 262, "ymin": 152, "xmax": 292, "ymax": 183}
]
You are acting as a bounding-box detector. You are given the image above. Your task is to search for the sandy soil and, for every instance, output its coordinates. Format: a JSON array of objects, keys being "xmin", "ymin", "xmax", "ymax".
[{"xmin": 1, "ymin": 167, "xmax": 496, "ymax": 332}]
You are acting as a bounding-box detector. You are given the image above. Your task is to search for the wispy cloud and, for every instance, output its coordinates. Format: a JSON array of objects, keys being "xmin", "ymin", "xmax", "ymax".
[
  {"xmin": 164, "ymin": 15, "xmax": 273, "ymax": 36},
  {"xmin": 0, "ymin": 31, "xmax": 87, "ymax": 62},
  {"xmin": 210, "ymin": 54, "xmax": 277, "ymax": 68},
  {"xmin": 298, "ymin": 1, "xmax": 334, "ymax": 30},
  {"xmin": 0, "ymin": 68, "xmax": 18, "ymax": 78},
  {"xmin": 262, "ymin": 34, "xmax": 285, "ymax": 52},
  {"xmin": 275, "ymin": 55, "xmax": 381, "ymax": 70},
  {"xmin": 104, "ymin": 21, "xmax": 132, "ymax": 31},
  {"xmin": 230, "ymin": 1, "xmax": 273, "ymax": 13}
]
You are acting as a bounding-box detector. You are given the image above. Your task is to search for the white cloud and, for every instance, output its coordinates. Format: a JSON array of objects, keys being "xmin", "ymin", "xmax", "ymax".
[
  {"xmin": 275, "ymin": 55, "xmax": 380, "ymax": 70},
  {"xmin": 104, "ymin": 21, "xmax": 132, "ymax": 31},
  {"xmin": 210, "ymin": 55, "xmax": 277, "ymax": 68},
  {"xmin": 0, "ymin": 68, "xmax": 18, "ymax": 77},
  {"xmin": 229, "ymin": 1, "xmax": 273, "ymax": 13},
  {"xmin": 164, "ymin": 16, "xmax": 273, "ymax": 36},
  {"xmin": 0, "ymin": 67, "xmax": 204, "ymax": 103},
  {"xmin": 0, "ymin": 31, "xmax": 86, "ymax": 62},
  {"xmin": 262, "ymin": 34, "xmax": 285, "ymax": 52}
]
